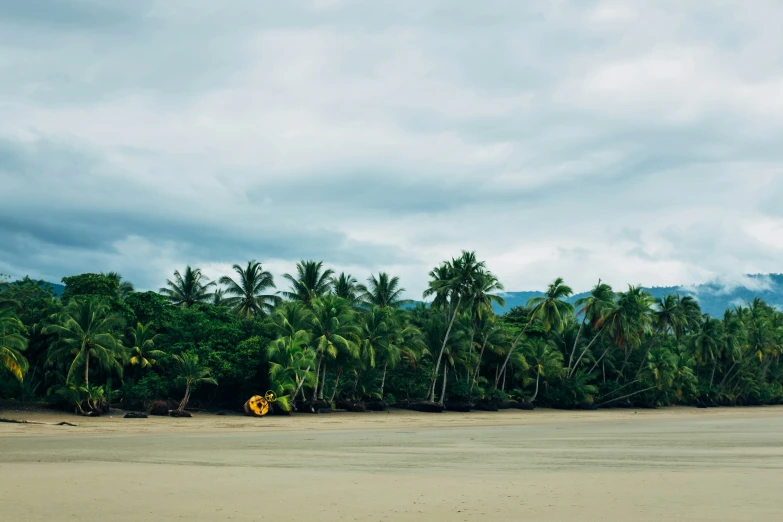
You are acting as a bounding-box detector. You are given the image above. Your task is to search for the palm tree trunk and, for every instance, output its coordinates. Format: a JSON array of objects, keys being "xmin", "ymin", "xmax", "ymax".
[
  {"xmin": 469, "ymin": 336, "xmax": 489, "ymax": 397},
  {"xmin": 466, "ymin": 323, "xmax": 476, "ymax": 383},
  {"xmin": 566, "ymin": 320, "xmax": 585, "ymax": 376},
  {"xmin": 312, "ymin": 355, "xmax": 322, "ymax": 401},
  {"xmin": 439, "ymin": 364, "xmax": 448, "ymax": 405},
  {"xmin": 570, "ymin": 324, "xmax": 608, "ymax": 378},
  {"xmin": 429, "ymin": 295, "xmax": 461, "ymax": 402},
  {"xmin": 178, "ymin": 382, "xmax": 191, "ymax": 411},
  {"xmin": 380, "ymin": 362, "xmax": 388, "ymax": 399},
  {"xmin": 530, "ymin": 370, "xmax": 541, "ymax": 402},
  {"xmin": 318, "ymin": 364, "xmax": 327, "ymax": 401},
  {"xmin": 352, "ymin": 370, "xmax": 359, "ymax": 400},
  {"xmin": 292, "ymin": 365, "xmax": 310, "ymax": 408},
  {"xmin": 709, "ymin": 360, "xmax": 717, "ymax": 388},
  {"xmin": 329, "ymin": 368, "xmax": 342, "ymax": 403},
  {"xmin": 496, "ymin": 320, "xmax": 533, "ymax": 388},
  {"xmin": 719, "ymin": 361, "xmax": 738, "ymax": 388},
  {"xmin": 84, "ymin": 350, "xmax": 90, "ymax": 387},
  {"xmin": 597, "ymin": 386, "xmax": 657, "ymax": 407},
  {"xmin": 588, "ymin": 345, "xmax": 613, "ymax": 376},
  {"xmin": 501, "ymin": 366, "xmax": 506, "ymax": 392}
]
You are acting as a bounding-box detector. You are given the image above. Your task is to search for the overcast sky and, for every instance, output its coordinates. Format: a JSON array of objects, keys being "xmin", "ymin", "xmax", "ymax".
[{"xmin": 2, "ymin": 0, "xmax": 783, "ymax": 296}]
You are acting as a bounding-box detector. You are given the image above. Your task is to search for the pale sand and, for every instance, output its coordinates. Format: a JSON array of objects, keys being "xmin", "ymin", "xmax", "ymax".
[{"xmin": 1, "ymin": 407, "xmax": 782, "ymax": 521}]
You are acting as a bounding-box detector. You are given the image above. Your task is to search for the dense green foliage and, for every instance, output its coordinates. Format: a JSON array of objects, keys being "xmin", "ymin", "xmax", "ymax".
[{"xmin": 2, "ymin": 254, "xmax": 783, "ymax": 414}]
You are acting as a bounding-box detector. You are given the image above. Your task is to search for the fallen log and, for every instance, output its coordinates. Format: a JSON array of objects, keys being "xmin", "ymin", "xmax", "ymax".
[{"xmin": 0, "ymin": 418, "xmax": 78, "ymax": 427}]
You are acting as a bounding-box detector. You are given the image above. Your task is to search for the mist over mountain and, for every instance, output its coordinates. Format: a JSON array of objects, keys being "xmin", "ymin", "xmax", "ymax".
[{"xmin": 495, "ymin": 274, "xmax": 783, "ymax": 317}]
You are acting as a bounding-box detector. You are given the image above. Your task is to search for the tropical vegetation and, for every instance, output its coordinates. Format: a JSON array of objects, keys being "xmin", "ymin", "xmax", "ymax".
[{"xmin": 2, "ymin": 254, "xmax": 783, "ymax": 415}]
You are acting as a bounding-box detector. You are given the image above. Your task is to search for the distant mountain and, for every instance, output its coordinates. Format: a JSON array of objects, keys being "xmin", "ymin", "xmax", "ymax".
[
  {"xmin": 38, "ymin": 274, "xmax": 783, "ymax": 318},
  {"xmin": 494, "ymin": 274, "xmax": 783, "ymax": 318},
  {"xmin": 47, "ymin": 282, "xmax": 65, "ymax": 297}
]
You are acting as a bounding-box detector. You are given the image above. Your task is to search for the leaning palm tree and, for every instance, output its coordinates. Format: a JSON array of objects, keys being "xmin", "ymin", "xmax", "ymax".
[
  {"xmin": 128, "ymin": 322, "xmax": 164, "ymax": 370},
  {"xmin": 524, "ymin": 338, "xmax": 564, "ymax": 403},
  {"xmin": 268, "ymin": 301, "xmax": 316, "ymax": 404},
  {"xmin": 423, "ymin": 251, "xmax": 486, "ymax": 402},
  {"xmin": 309, "ymin": 295, "xmax": 361, "ymax": 400},
  {"xmin": 160, "ymin": 266, "xmax": 215, "ymax": 307},
  {"xmin": 567, "ymin": 280, "xmax": 616, "ymax": 378},
  {"xmin": 496, "ymin": 277, "xmax": 573, "ymax": 387},
  {"xmin": 44, "ymin": 297, "xmax": 126, "ymax": 387},
  {"xmin": 689, "ymin": 315, "xmax": 723, "ymax": 387},
  {"xmin": 0, "ymin": 308, "xmax": 29, "ymax": 382},
  {"xmin": 362, "ymin": 272, "xmax": 411, "ymax": 309},
  {"xmin": 219, "ymin": 260, "xmax": 280, "ymax": 318},
  {"xmin": 173, "ymin": 353, "xmax": 217, "ymax": 411},
  {"xmin": 281, "ymin": 260, "xmax": 334, "ymax": 307}
]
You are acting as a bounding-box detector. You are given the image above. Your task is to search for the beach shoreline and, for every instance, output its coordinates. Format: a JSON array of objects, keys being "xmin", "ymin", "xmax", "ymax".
[
  {"xmin": 2, "ymin": 404, "xmax": 781, "ymax": 437},
  {"xmin": 3, "ymin": 406, "xmax": 782, "ymax": 521}
]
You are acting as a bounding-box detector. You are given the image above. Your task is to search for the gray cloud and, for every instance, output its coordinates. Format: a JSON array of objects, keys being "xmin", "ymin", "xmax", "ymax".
[{"xmin": 2, "ymin": 1, "xmax": 783, "ymax": 295}]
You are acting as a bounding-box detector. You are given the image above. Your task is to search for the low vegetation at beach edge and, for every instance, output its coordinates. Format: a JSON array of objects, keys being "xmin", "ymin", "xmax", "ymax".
[{"xmin": 2, "ymin": 251, "xmax": 782, "ymax": 417}]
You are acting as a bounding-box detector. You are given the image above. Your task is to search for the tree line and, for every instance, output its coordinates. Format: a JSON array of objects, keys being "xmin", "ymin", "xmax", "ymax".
[{"xmin": 1, "ymin": 251, "xmax": 782, "ymax": 414}]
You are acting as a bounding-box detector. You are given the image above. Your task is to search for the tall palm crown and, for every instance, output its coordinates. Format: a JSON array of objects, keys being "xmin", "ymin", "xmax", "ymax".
[
  {"xmin": 422, "ymin": 263, "xmax": 455, "ymax": 310},
  {"xmin": 128, "ymin": 322, "xmax": 164, "ymax": 369},
  {"xmin": 575, "ymin": 281, "xmax": 615, "ymax": 328},
  {"xmin": 331, "ymin": 272, "xmax": 366, "ymax": 306},
  {"xmin": 310, "ymin": 295, "xmax": 361, "ymax": 362},
  {"xmin": 160, "ymin": 266, "xmax": 215, "ymax": 308},
  {"xmin": 44, "ymin": 297, "xmax": 126, "ymax": 386},
  {"xmin": 466, "ymin": 270, "xmax": 505, "ymax": 323},
  {"xmin": 689, "ymin": 315, "xmax": 723, "ymax": 366},
  {"xmin": 363, "ymin": 272, "xmax": 411, "ymax": 309},
  {"xmin": 603, "ymin": 285, "xmax": 654, "ymax": 350},
  {"xmin": 0, "ymin": 308, "xmax": 29, "ymax": 382},
  {"xmin": 527, "ymin": 277, "xmax": 574, "ymax": 333},
  {"xmin": 218, "ymin": 260, "xmax": 279, "ymax": 318},
  {"xmin": 282, "ymin": 260, "xmax": 335, "ymax": 306},
  {"xmin": 104, "ymin": 272, "xmax": 135, "ymax": 301}
]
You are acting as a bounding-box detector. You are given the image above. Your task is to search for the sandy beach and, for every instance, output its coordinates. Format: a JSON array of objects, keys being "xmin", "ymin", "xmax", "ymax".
[{"xmin": 2, "ymin": 406, "xmax": 782, "ymax": 521}]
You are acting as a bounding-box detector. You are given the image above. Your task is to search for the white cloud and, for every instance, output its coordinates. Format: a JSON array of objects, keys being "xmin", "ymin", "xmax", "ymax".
[{"xmin": 1, "ymin": 1, "xmax": 783, "ymax": 296}]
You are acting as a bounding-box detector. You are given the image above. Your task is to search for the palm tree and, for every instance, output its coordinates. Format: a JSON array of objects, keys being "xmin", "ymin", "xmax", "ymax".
[
  {"xmin": 211, "ymin": 288, "xmax": 228, "ymax": 306},
  {"xmin": 567, "ymin": 280, "xmax": 614, "ymax": 376},
  {"xmin": 128, "ymin": 322, "xmax": 164, "ymax": 370},
  {"xmin": 104, "ymin": 272, "xmax": 135, "ymax": 301},
  {"xmin": 464, "ymin": 270, "xmax": 505, "ymax": 380},
  {"xmin": 282, "ymin": 260, "xmax": 334, "ymax": 306},
  {"xmin": 689, "ymin": 315, "xmax": 723, "ymax": 384},
  {"xmin": 0, "ymin": 308, "xmax": 29, "ymax": 382},
  {"xmin": 173, "ymin": 353, "xmax": 217, "ymax": 411},
  {"xmin": 653, "ymin": 294, "xmax": 685, "ymax": 336},
  {"xmin": 362, "ymin": 272, "xmax": 411, "ymax": 309},
  {"xmin": 45, "ymin": 297, "xmax": 125, "ymax": 387},
  {"xmin": 601, "ymin": 285, "xmax": 654, "ymax": 380},
  {"xmin": 160, "ymin": 266, "xmax": 215, "ymax": 307},
  {"xmin": 309, "ymin": 295, "xmax": 361, "ymax": 400},
  {"xmin": 268, "ymin": 301, "xmax": 316, "ymax": 405},
  {"xmin": 497, "ymin": 277, "xmax": 573, "ymax": 387},
  {"xmin": 423, "ymin": 251, "xmax": 486, "ymax": 402},
  {"xmin": 218, "ymin": 260, "xmax": 280, "ymax": 318},
  {"xmin": 524, "ymin": 338, "xmax": 563, "ymax": 403},
  {"xmin": 331, "ymin": 272, "xmax": 366, "ymax": 307},
  {"xmin": 469, "ymin": 314, "xmax": 508, "ymax": 396}
]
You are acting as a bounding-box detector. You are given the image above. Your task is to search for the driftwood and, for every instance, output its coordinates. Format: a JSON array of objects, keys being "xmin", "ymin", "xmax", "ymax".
[{"xmin": 0, "ymin": 418, "xmax": 78, "ymax": 427}]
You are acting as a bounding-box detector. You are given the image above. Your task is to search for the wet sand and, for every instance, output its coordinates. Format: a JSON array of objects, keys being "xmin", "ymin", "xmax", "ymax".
[{"xmin": 1, "ymin": 407, "xmax": 782, "ymax": 521}]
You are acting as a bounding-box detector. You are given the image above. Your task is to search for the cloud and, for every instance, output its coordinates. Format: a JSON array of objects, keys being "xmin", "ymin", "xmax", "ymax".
[{"xmin": 2, "ymin": 1, "xmax": 783, "ymax": 296}]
